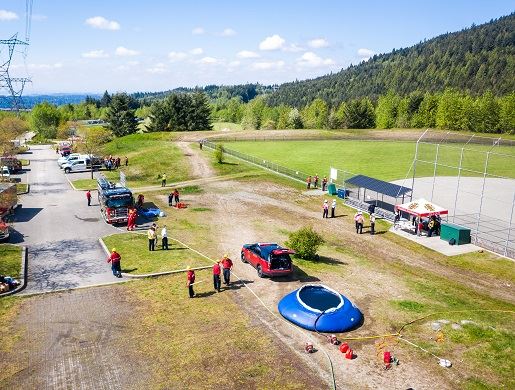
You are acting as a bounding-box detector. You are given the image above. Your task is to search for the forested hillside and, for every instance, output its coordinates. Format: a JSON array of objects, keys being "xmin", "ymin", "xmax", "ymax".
[{"xmin": 268, "ymin": 13, "xmax": 515, "ymax": 107}]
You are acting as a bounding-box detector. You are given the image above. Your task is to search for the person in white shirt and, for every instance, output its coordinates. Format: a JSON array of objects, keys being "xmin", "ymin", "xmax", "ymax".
[{"xmin": 161, "ymin": 225, "xmax": 169, "ymax": 250}]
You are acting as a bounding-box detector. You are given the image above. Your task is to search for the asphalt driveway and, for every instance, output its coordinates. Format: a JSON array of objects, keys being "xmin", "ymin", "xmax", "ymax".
[{"xmin": 13, "ymin": 145, "xmax": 120, "ymax": 293}]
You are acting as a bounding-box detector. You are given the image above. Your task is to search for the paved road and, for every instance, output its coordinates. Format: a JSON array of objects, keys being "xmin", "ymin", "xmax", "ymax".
[{"xmin": 13, "ymin": 145, "xmax": 119, "ymax": 293}]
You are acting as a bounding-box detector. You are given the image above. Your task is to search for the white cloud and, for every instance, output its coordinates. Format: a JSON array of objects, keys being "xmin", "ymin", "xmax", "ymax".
[
  {"xmin": 308, "ymin": 38, "xmax": 329, "ymax": 48},
  {"xmin": 85, "ymin": 16, "xmax": 120, "ymax": 31},
  {"xmin": 192, "ymin": 27, "xmax": 205, "ymax": 35},
  {"xmin": 0, "ymin": 10, "xmax": 18, "ymax": 21},
  {"xmin": 237, "ymin": 50, "xmax": 260, "ymax": 59},
  {"xmin": 228, "ymin": 60, "xmax": 241, "ymax": 68},
  {"xmin": 220, "ymin": 28, "xmax": 236, "ymax": 37},
  {"xmin": 115, "ymin": 46, "xmax": 140, "ymax": 56},
  {"xmin": 27, "ymin": 63, "xmax": 63, "ymax": 70},
  {"xmin": 252, "ymin": 60, "xmax": 285, "ymax": 70},
  {"xmin": 357, "ymin": 48, "xmax": 375, "ymax": 60},
  {"xmin": 189, "ymin": 47, "xmax": 203, "ymax": 55},
  {"xmin": 283, "ymin": 43, "xmax": 304, "ymax": 53},
  {"xmin": 82, "ymin": 50, "xmax": 109, "ymax": 59},
  {"xmin": 31, "ymin": 14, "xmax": 47, "ymax": 21},
  {"xmin": 146, "ymin": 63, "xmax": 167, "ymax": 74},
  {"xmin": 198, "ymin": 56, "xmax": 220, "ymax": 65},
  {"xmin": 297, "ymin": 51, "xmax": 335, "ymax": 67},
  {"xmin": 259, "ymin": 34, "xmax": 285, "ymax": 51},
  {"xmin": 168, "ymin": 51, "xmax": 187, "ymax": 61}
]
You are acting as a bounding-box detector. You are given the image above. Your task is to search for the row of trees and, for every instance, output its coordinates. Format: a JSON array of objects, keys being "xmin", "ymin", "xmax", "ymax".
[
  {"xmin": 211, "ymin": 90, "xmax": 514, "ymax": 133},
  {"xmin": 146, "ymin": 92, "xmax": 212, "ymax": 132}
]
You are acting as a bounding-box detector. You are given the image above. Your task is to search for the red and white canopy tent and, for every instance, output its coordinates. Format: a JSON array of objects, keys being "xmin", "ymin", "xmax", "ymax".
[{"xmin": 395, "ymin": 198, "xmax": 448, "ymax": 218}]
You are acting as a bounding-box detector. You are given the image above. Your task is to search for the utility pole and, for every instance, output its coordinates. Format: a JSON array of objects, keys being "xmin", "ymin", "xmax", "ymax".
[{"xmin": 0, "ymin": 34, "xmax": 31, "ymax": 112}]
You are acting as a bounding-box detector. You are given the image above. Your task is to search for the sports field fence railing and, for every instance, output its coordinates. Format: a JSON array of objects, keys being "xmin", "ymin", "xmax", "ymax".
[{"xmin": 201, "ymin": 140, "xmax": 310, "ymax": 184}]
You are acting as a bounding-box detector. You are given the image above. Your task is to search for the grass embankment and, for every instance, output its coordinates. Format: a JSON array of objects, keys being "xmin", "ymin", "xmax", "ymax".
[
  {"xmin": 229, "ymin": 140, "xmax": 515, "ymax": 181},
  {"xmin": 16, "ymin": 183, "xmax": 28, "ymax": 194},
  {"xmin": 0, "ymin": 244, "xmax": 21, "ymax": 277},
  {"xmin": 102, "ymin": 233, "xmax": 212, "ymax": 274},
  {"xmin": 0, "ymin": 296, "xmax": 24, "ymax": 381},
  {"xmin": 71, "ymin": 179, "xmax": 97, "ymax": 191},
  {"xmin": 126, "ymin": 273, "xmax": 318, "ymax": 389}
]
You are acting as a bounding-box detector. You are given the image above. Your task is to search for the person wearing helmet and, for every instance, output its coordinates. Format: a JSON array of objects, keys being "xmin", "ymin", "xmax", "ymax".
[
  {"xmin": 186, "ymin": 266, "xmax": 195, "ymax": 298},
  {"xmin": 221, "ymin": 254, "xmax": 233, "ymax": 285},
  {"xmin": 213, "ymin": 260, "xmax": 221, "ymax": 292},
  {"xmin": 107, "ymin": 248, "xmax": 122, "ymax": 278},
  {"xmin": 331, "ymin": 199, "xmax": 337, "ymax": 218},
  {"xmin": 322, "ymin": 200, "xmax": 329, "ymax": 219}
]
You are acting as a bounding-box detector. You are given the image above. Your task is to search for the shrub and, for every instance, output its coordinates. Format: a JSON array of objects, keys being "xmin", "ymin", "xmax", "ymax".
[
  {"xmin": 214, "ymin": 144, "xmax": 224, "ymax": 164},
  {"xmin": 285, "ymin": 226, "xmax": 325, "ymax": 260}
]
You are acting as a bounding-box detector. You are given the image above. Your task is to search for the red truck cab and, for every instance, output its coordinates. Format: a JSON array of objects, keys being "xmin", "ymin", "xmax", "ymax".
[{"xmin": 241, "ymin": 243, "xmax": 294, "ymax": 278}]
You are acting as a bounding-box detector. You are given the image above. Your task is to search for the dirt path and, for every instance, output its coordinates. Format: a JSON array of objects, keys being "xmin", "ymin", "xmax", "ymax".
[{"xmin": 175, "ymin": 141, "xmax": 215, "ymax": 178}]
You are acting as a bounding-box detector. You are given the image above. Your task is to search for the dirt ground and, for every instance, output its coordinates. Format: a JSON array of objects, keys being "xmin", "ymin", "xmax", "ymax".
[
  {"xmin": 180, "ymin": 142, "xmax": 511, "ymax": 389},
  {"xmin": 1, "ymin": 286, "xmax": 147, "ymax": 390}
]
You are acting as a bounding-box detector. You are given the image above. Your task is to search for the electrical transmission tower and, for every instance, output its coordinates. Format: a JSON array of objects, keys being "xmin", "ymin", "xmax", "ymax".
[
  {"xmin": 0, "ymin": 34, "xmax": 31, "ymax": 111},
  {"xmin": 0, "ymin": 0, "xmax": 34, "ymax": 112}
]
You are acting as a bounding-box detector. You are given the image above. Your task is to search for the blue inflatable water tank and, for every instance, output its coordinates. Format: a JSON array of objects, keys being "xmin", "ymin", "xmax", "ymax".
[{"xmin": 278, "ymin": 284, "xmax": 363, "ymax": 333}]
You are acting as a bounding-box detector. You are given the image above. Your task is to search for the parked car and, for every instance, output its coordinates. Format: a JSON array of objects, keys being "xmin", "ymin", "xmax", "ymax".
[
  {"xmin": 58, "ymin": 153, "xmax": 84, "ymax": 168},
  {"xmin": 62, "ymin": 158, "xmax": 102, "ymax": 173},
  {"xmin": 0, "ymin": 157, "xmax": 22, "ymax": 173},
  {"xmin": 1, "ymin": 166, "xmax": 11, "ymax": 181},
  {"xmin": 0, "ymin": 183, "xmax": 17, "ymax": 241},
  {"xmin": 240, "ymin": 243, "xmax": 294, "ymax": 278}
]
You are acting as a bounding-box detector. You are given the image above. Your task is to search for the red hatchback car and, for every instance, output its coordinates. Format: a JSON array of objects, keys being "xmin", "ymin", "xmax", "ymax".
[{"xmin": 240, "ymin": 243, "xmax": 294, "ymax": 278}]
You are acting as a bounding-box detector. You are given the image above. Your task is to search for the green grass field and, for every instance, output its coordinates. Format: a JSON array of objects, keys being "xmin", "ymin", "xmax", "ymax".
[
  {"xmin": 100, "ymin": 133, "xmax": 190, "ymax": 187},
  {"xmin": 102, "ymin": 233, "xmax": 212, "ymax": 274},
  {"xmin": 0, "ymin": 244, "xmax": 21, "ymax": 278},
  {"xmin": 228, "ymin": 140, "xmax": 515, "ymax": 181}
]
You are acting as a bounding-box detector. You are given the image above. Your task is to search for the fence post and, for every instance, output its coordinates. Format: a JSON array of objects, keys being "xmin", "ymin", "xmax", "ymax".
[
  {"xmin": 504, "ymin": 193, "xmax": 515, "ymax": 257},
  {"xmin": 474, "ymin": 151, "xmax": 490, "ymax": 244},
  {"xmin": 452, "ymin": 148, "xmax": 464, "ymax": 223},
  {"xmin": 430, "ymin": 144, "xmax": 439, "ymax": 202}
]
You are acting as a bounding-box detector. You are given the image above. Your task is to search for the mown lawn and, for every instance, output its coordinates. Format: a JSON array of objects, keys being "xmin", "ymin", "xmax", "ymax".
[
  {"xmin": 125, "ymin": 273, "xmax": 319, "ymax": 389},
  {"xmin": 229, "ymin": 140, "xmax": 515, "ymax": 181},
  {"xmin": 100, "ymin": 132, "xmax": 190, "ymax": 187},
  {"xmin": 0, "ymin": 244, "xmax": 21, "ymax": 277},
  {"xmin": 71, "ymin": 178, "xmax": 96, "ymax": 190},
  {"xmin": 102, "ymin": 233, "xmax": 212, "ymax": 274}
]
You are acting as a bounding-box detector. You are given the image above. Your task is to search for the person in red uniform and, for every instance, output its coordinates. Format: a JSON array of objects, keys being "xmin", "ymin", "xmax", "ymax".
[
  {"xmin": 127, "ymin": 208, "xmax": 136, "ymax": 231},
  {"xmin": 213, "ymin": 260, "xmax": 221, "ymax": 292},
  {"xmin": 107, "ymin": 248, "xmax": 122, "ymax": 278},
  {"xmin": 306, "ymin": 176, "xmax": 312, "ymax": 189},
  {"xmin": 186, "ymin": 266, "xmax": 195, "ymax": 298},
  {"xmin": 322, "ymin": 176, "xmax": 328, "ymax": 192},
  {"xmin": 221, "ymin": 254, "xmax": 233, "ymax": 285},
  {"xmin": 86, "ymin": 190, "xmax": 92, "ymax": 206}
]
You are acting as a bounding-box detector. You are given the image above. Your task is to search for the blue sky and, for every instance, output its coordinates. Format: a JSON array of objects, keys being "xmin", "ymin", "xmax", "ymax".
[{"xmin": 0, "ymin": 0, "xmax": 513, "ymax": 94}]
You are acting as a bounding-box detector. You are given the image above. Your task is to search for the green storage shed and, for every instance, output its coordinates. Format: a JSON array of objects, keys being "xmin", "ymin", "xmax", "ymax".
[{"xmin": 440, "ymin": 223, "xmax": 471, "ymax": 245}]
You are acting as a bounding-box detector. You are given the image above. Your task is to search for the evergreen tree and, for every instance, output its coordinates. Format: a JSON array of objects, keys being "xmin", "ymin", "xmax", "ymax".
[
  {"xmin": 436, "ymin": 89, "xmax": 463, "ymax": 130},
  {"xmin": 100, "ymin": 91, "xmax": 112, "ymax": 108},
  {"xmin": 146, "ymin": 100, "xmax": 171, "ymax": 132},
  {"xmin": 344, "ymin": 98, "xmax": 375, "ymax": 129},
  {"xmin": 412, "ymin": 93, "xmax": 439, "ymax": 128},
  {"xmin": 476, "ymin": 91, "xmax": 500, "ymax": 132},
  {"xmin": 106, "ymin": 93, "xmax": 138, "ymax": 136},
  {"xmin": 302, "ymin": 98, "xmax": 329, "ymax": 129},
  {"xmin": 189, "ymin": 91, "xmax": 212, "ymax": 130}
]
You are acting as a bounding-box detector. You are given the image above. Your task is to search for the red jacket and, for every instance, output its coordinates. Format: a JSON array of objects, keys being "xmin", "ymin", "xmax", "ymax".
[
  {"xmin": 107, "ymin": 252, "xmax": 121, "ymax": 263},
  {"xmin": 222, "ymin": 258, "xmax": 233, "ymax": 269},
  {"xmin": 213, "ymin": 263, "xmax": 221, "ymax": 275},
  {"xmin": 86, "ymin": 191, "xmax": 91, "ymax": 199},
  {"xmin": 187, "ymin": 270, "xmax": 195, "ymax": 284}
]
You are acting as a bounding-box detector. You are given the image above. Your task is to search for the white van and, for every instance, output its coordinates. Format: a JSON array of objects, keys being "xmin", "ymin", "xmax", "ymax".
[
  {"xmin": 1, "ymin": 166, "xmax": 11, "ymax": 181},
  {"xmin": 62, "ymin": 158, "xmax": 102, "ymax": 173}
]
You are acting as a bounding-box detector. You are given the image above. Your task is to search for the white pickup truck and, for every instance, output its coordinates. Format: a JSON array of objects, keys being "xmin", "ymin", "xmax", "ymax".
[
  {"xmin": 62, "ymin": 158, "xmax": 102, "ymax": 173},
  {"xmin": 58, "ymin": 153, "xmax": 85, "ymax": 168}
]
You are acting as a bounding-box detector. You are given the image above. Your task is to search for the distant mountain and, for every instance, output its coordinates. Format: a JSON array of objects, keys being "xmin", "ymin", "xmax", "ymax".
[
  {"xmin": 131, "ymin": 83, "xmax": 278, "ymax": 105},
  {"xmin": 268, "ymin": 13, "xmax": 515, "ymax": 107},
  {"xmin": 0, "ymin": 94, "xmax": 100, "ymax": 109}
]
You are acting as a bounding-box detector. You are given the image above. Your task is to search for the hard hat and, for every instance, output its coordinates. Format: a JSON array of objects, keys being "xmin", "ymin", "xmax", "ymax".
[
  {"xmin": 223, "ymin": 253, "xmax": 229, "ymax": 258},
  {"xmin": 186, "ymin": 266, "xmax": 191, "ymax": 270},
  {"xmin": 112, "ymin": 248, "xmax": 117, "ymax": 252}
]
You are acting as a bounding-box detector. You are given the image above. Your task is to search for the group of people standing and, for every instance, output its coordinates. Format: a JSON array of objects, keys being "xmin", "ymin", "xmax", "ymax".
[
  {"xmin": 322, "ymin": 199, "xmax": 337, "ymax": 218},
  {"xmin": 147, "ymin": 223, "xmax": 169, "ymax": 251},
  {"xmin": 168, "ymin": 189, "xmax": 180, "ymax": 206},
  {"xmin": 187, "ymin": 254, "xmax": 234, "ymax": 298},
  {"xmin": 354, "ymin": 211, "xmax": 376, "ymax": 235},
  {"xmin": 306, "ymin": 174, "xmax": 328, "ymax": 191},
  {"xmin": 104, "ymin": 155, "xmax": 128, "ymax": 171}
]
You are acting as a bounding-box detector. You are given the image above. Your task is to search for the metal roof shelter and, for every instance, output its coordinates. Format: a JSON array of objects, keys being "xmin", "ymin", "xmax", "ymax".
[{"xmin": 345, "ymin": 175, "xmax": 412, "ymax": 199}]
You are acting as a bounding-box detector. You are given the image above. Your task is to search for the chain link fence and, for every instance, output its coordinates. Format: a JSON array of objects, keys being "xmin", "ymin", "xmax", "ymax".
[{"xmin": 201, "ymin": 140, "xmax": 310, "ymax": 184}]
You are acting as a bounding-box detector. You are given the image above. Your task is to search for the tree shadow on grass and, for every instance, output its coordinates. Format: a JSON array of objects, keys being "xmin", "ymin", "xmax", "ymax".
[
  {"xmin": 121, "ymin": 267, "xmax": 138, "ymax": 273},
  {"xmin": 219, "ymin": 161, "xmax": 238, "ymax": 166}
]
